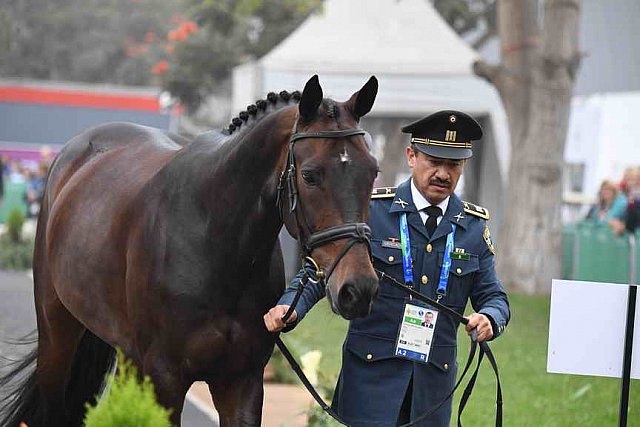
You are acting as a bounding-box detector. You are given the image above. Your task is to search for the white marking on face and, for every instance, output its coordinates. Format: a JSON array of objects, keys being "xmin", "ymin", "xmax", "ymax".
[{"xmin": 340, "ymin": 146, "xmax": 351, "ymax": 163}]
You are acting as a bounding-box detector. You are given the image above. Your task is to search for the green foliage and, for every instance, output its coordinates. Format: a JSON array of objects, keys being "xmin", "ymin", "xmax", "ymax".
[
  {"xmin": 431, "ymin": 0, "xmax": 496, "ymax": 49},
  {"xmin": 307, "ymin": 406, "xmax": 342, "ymax": 427},
  {"xmin": 161, "ymin": 0, "xmax": 321, "ymax": 110},
  {"xmin": 84, "ymin": 350, "xmax": 172, "ymax": 427},
  {"xmin": 0, "ymin": 0, "xmax": 183, "ymax": 85},
  {"xmin": 5, "ymin": 208, "xmax": 25, "ymax": 243},
  {"xmin": 0, "ymin": 235, "xmax": 33, "ymax": 270},
  {"xmin": 267, "ymin": 345, "xmax": 300, "ymax": 384},
  {"xmin": 0, "ymin": 0, "xmax": 321, "ymax": 110}
]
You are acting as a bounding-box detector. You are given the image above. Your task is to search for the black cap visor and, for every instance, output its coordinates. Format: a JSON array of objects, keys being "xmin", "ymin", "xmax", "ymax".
[{"xmin": 413, "ymin": 143, "xmax": 472, "ymax": 160}]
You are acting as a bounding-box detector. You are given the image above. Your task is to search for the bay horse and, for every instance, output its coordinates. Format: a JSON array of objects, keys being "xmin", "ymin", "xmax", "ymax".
[{"xmin": 0, "ymin": 75, "xmax": 380, "ymax": 426}]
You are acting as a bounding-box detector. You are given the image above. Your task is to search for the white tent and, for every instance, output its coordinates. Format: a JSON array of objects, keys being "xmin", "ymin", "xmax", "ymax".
[{"xmin": 233, "ymin": 0, "xmax": 509, "ymax": 216}]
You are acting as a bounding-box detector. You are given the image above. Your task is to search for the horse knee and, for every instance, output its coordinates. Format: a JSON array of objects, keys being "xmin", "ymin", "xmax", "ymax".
[{"xmin": 209, "ymin": 372, "xmax": 264, "ymax": 426}]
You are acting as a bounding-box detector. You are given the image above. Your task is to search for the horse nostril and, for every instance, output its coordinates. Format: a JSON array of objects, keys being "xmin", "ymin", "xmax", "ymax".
[
  {"xmin": 337, "ymin": 279, "xmax": 377, "ymax": 320},
  {"xmin": 338, "ymin": 282, "xmax": 360, "ymax": 310}
]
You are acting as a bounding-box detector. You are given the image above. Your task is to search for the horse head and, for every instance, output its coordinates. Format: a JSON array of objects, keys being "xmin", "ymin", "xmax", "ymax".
[{"xmin": 280, "ymin": 75, "xmax": 380, "ymax": 320}]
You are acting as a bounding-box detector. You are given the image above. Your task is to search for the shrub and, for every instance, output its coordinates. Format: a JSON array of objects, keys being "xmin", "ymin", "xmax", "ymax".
[
  {"xmin": 6, "ymin": 208, "xmax": 25, "ymax": 243},
  {"xmin": 84, "ymin": 350, "xmax": 172, "ymax": 427},
  {"xmin": 0, "ymin": 235, "xmax": 33, "ymax": 270}
]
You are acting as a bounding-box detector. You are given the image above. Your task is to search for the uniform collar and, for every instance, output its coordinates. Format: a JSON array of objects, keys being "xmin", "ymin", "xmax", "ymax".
[
  {"xmin": 410, "ymin": 179, "xmax": 449, "ymax": 217},
  {"xmin": 388, "ymin": 179, "xmax": 471, "ymax": 241},
  {"xmin": 389, "ymin": 179, "xmax": 416, "ymax": 213}
]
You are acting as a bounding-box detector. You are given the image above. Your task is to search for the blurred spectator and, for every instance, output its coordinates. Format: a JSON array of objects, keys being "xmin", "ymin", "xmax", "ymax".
[
  {"xmin": 25, "ymin": 165, "xmax": 46, "ymax": 218},
  {"xmin": 610, "ymin": 167, "xmax": 640, "ymax": 235},
  {"xmin": 585, "ymin": 180, "xmax": 627, "ymax": 227},
  {"xmin": 624, "ymin": 167, "xmax": 640, "ymax": 232},
  {"xmin": 0, "ymin": 155, "xmax": 4, "ymax": 204},
  {"xmin": 8, "ymin": 160, "xmax": 26, "ymax": 184},
  {"xmin": 0, "ymin": 156, "xmax": 52, "ymax": 219}
]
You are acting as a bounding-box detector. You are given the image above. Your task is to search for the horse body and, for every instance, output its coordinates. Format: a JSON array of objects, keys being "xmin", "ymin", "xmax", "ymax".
[
  {"xmin": 1, "ymin": 76, "xmax": 380, "ymax": 427},
  {"xmin": 38, "ymin": 117, "xmax": 288, "ymax": 424}
]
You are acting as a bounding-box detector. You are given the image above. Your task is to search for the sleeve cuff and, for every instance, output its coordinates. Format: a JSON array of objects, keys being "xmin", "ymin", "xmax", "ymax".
[{"xmin": 479, "ymin": 308, "xmax": 507, "ymax": 339}]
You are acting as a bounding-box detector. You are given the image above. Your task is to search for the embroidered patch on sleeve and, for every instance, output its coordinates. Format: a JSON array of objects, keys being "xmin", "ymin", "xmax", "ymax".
[{"xmin": 483, "ymin": 225, "xmax": 496, "ymax": 255}]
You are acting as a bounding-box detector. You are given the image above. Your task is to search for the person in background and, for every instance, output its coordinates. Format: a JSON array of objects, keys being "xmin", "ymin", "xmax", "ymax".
[
  {"xmin": 0, "ymin": 155, "xmax": 4, "ymax": 205},
  {"xmin": 8, "ymin": 160, "xmax": 26, "ymax": 184},
  {"xmin": 585, "ymin": 180, "xmax": 627, "ymax": 229},
  {"xmin": 610, "ymin": 168, "xmax": 640, "ymax": 235},
  {"xmin": 24, "ymin": 161, "xmax": 49, "ymax": 218}
]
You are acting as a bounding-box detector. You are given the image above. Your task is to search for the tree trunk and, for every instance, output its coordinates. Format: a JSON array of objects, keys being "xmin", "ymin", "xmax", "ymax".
[{"xmin": 475, "ymin": 0, "xmax": 581, "ymax": 294}]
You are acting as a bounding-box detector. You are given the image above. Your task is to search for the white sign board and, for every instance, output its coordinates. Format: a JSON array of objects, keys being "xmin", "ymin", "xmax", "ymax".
[{"xmin": 547, "ymin": 280, "xmax": 640, "ymax": 379}]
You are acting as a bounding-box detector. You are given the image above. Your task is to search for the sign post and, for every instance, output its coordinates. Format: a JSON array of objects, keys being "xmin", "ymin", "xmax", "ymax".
[
  {"xmin": 619, "ymin": 234, "xmax": 637, "ymax": 426},
  {"xmin": 548, "ymin": 279, "xmax": 639, "ymax": 425}
]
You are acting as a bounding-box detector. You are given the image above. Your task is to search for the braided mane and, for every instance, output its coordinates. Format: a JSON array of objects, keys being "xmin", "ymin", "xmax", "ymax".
[{"xmin": 225, "ymin": 90, "xmax": 302, "ymax": 135}]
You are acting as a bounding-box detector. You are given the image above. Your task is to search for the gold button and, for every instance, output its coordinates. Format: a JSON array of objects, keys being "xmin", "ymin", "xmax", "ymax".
[
  {"xmin": 444, "ymin": 363, "xmax": 449, "ymax": 370},
  {"xmin": 426, "ymin": 244, "xmax": 432, "ymax": 253},
  {"xmin": 366, "ymin": 354, "xmax": 373, "ymax": 360},
  {"xmin": 388, "ymin": 256, "xmax": 394, "ymax": 262},
  {"xmin": 456, "ymin": 268, "xmax": 462, "ymax": 274},
  {"xmin": 421, "ymin": 275, "xmax": 428, "ymax": 285}
]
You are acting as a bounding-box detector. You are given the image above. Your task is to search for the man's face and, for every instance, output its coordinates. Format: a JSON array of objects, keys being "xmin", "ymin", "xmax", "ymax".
[
  {"xmin": 425, "ymin": 312, "xmax": 433, "ymax": 324},
  {"xmin": 406, "ymin": 148, "xmax": 464, "ymax": 204},
  {"xmin": 627, "ymin": 170, "xmax": 640, "ymax": 191}
]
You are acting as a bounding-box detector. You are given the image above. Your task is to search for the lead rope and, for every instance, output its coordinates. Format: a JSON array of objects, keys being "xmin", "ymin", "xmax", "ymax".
[
  {"xmin": 381, "ymin": 269, "xmax": 503, "ymax": 427},
  {"xmin": 275, "ymin": 267, "xmax": 502, "ymax": 427}
]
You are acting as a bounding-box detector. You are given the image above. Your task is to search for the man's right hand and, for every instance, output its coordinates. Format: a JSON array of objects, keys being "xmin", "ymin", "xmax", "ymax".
[{"xmin": 263, "ymin": 305, "xmax": 298, "ymax": 332}]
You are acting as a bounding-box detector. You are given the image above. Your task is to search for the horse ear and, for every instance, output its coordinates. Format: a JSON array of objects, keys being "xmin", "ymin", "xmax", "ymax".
[
  {"xmin": 299, "ymin": 75, "xmax": 323, "ymax": 122},
  {"xmin": 348, "ymin": 76, "xmax": 378, "ymax": 120}
]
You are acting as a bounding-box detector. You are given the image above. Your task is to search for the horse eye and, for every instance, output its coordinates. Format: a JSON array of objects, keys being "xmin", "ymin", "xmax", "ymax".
[{"xmin": 301, "ymin": 170, "xmax": 320, "ymax": 186}]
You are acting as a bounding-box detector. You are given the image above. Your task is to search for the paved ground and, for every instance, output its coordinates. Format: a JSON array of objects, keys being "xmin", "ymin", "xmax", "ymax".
[{"xmin": 0, "ymin": 271, "xmax": 312, "ymax": 426}]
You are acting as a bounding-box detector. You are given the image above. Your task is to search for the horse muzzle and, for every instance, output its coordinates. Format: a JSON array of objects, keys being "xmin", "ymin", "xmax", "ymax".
[{"xmin": 329, "ymin": 274, "xmax": 379, "ymax": 320}]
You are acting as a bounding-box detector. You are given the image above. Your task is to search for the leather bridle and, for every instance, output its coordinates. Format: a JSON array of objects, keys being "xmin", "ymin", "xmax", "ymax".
[{"xmin": 276, "ymin": 125, "xmax": 373, "ymax": 285}]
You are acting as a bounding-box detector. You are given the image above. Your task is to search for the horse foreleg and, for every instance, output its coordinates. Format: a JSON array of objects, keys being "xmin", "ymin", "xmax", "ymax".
[
  {"xmin": 209, "ymin": 370, "xmax": 264, "ymax": 427},
  {"xmin": 142, "ymin": 352, "xmax": 190, "ymax": 426}
]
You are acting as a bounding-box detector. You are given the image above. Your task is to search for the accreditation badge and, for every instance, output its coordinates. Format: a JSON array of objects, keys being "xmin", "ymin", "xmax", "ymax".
[{"xmin": 394, "ymin": 300, "xmax": 438, "ymax": 364}]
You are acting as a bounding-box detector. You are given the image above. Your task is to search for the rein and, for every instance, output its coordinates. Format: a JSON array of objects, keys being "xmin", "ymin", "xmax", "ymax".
[{"xmin": 276, "ymin": 268, "xmax": 503, "ymax": 427}]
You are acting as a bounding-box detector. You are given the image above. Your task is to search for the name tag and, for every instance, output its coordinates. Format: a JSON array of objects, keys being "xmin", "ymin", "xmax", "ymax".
[
  {"xmin": 394, "ymin": 301, "xmax": 438, "ymax": 364},
  {"xmin": 381, "ymin": 239, "xmax": 401, "ymax": 250}
]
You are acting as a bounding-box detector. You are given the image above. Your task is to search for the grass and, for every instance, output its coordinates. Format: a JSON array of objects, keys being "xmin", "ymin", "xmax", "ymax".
[{"xmin": 280, "ymin": 293, "xmax": 640, "ymax": 426}]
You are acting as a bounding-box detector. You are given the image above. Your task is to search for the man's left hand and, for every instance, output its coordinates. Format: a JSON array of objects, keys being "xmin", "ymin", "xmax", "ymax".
[{"xmin": 465, "ymin": 313, "xmax": 493, "ymax": 342}]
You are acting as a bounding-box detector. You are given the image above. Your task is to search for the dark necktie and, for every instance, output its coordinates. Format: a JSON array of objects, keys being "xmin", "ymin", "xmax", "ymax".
[{"xmin": 424, "ymin": 205, "xmax": 442, "ymax": 237}]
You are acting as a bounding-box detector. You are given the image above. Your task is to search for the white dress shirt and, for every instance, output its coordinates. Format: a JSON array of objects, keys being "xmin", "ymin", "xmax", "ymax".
[{"xmin": 411, "ymin": 179, "xmax": 449, "ymax": 226}]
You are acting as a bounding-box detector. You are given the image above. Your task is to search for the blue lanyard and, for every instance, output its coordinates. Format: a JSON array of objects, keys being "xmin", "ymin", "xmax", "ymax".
[
  {"xmin": 399, "ymin": 213, "xmax": 456, "ymax": 301},
  {"xmin": 399, "ymin": 213, "xmax": 414, "ymax": 286},
  {"xmin": 437, "ymin": 224, "xmax": 457, "ymax": 301}
]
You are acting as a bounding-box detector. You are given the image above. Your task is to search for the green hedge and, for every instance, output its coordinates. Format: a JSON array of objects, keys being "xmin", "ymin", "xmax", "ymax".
[{"xmin": 84, "ymin": 351, "xmax": 172, "ymax": 427}]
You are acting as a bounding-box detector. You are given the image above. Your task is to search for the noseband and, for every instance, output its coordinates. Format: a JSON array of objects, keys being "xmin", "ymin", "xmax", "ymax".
[{"xmin": 277, "ymin": 126, "xmax": 372, "ymax": 284}]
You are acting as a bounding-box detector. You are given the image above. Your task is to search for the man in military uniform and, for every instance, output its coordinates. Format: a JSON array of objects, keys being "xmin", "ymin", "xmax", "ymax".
[{"xmin": 264, "ymin": 110, "xmax": 510, "ymax": 426}]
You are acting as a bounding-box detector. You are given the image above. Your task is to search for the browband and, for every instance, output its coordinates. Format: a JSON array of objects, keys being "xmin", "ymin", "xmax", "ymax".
[{"xmin": 290, "ymin": 128, "xmax": 366, "ymax": 143}]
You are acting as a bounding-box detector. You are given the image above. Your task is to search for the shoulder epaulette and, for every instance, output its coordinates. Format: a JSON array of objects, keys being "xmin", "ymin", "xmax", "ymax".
[
  {"xmin": 462, "ymin": 201, "xmax": 490, "ymax": 220},
  {"xmin": 371, "ymin": 187, "xmax": 396, "ymax": 199}
]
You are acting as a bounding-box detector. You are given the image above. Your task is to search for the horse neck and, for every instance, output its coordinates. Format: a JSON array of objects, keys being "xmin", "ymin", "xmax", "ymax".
[{"xmin": 202, "ymin": 107, "xmax": 295, "ymax": 251}]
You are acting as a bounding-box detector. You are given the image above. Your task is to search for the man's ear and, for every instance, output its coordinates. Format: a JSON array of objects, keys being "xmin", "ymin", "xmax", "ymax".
[{"xmin": 406, "ymin": 146, "xmax": 416, "ymax": 168}]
